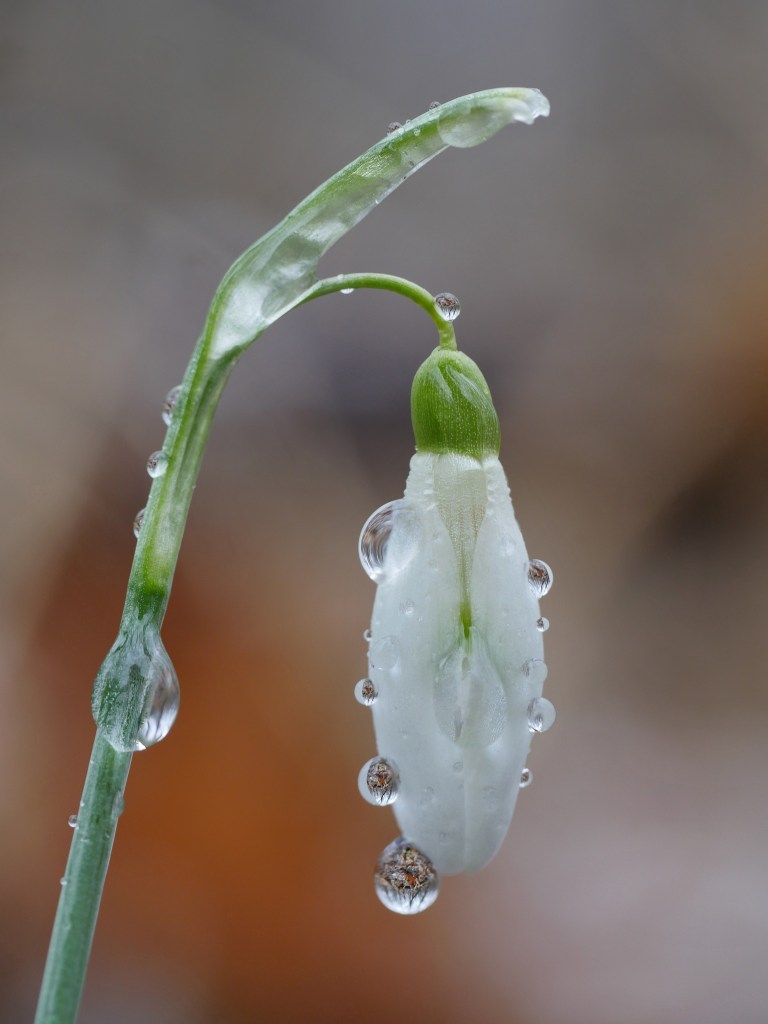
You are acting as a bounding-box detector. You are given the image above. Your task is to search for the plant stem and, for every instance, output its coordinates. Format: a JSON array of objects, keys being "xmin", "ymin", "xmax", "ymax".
[
  {"xmin": 34, "ymin": 736, "xmax": 131, "ymax": 1024},
  {"xmin": 301, "ymin": 273, "xmax": 458, "ymax": 350}
]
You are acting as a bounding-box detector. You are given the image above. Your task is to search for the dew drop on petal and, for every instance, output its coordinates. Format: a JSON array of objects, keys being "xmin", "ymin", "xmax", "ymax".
[
  {"xmin": 374, "ymin": 837, "xmax": 440, "ymax": 915},
  {"xmin": 523, "ymin": 658, "xmax": 548, "ymax": 686},
  {"xmin": 519, "ymin": 767, "xmax": 533, "ymax": 788},
  {"xmin": 359, "ymin": 500, "xmax": 422, "ymax": 582},
  {"xmin": 434, "ymin": 292, "xmax": 461, "ymax": 321},
  {"xmin": 527, "ymin": 696, "xmax": 556, "ymax": 734},
  {"xmin": 428, "ymin": 100, "xmax": 441, "ymax": 110},
  {"xmin": 132, "ymin": 508, "xmax": 146, "ymax": 538},
  {"xmin": 161, "ymin": 385, "xmax": 182, "ymax": 426},
  {"xmin": 67, "ymin": 814, "xmax": 78, "ymax": 828},
  {"xmin": 354, "ymin": 678, "xmax": 378, "ymax": 706},
  {"xmin": 536, "ymin": 616, "xmax": 550, "ymax": 633},
  {"xmin": 386, "ymin": 121, "xmax": 402, "ymax": 134},
  {"xmin": 370, "ymin": 635, "xmax": 399, "ymax": 671},
  {"xmin": 527, "ymin": 558, "xmax": 553, "ymax": 598},
  {"xmin": 358, "ymin": 757, "xmax": 400, "ymax": 806},
  {"xmin": 146, "ymin": 450, "xmax": 168, "ymax": 478},
  {"xmin": 135, "ymin": 651, "xmax": 180, "ymax": 750}
]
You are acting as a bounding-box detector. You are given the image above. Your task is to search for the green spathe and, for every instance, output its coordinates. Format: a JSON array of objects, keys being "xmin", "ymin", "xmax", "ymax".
[{"xmin": 411, "ymin": 348, "xmax": 500, "ymax": 460}]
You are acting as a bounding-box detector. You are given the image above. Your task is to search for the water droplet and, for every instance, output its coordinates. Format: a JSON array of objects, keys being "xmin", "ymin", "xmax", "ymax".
[
  {"xmin": 363, "ymin": 628, "xmax": 372, "ymax": 643},
  {"xmin": 341, "ymin": 287, "xmax": 354, "ymax": 295},
  {"xmin": 359, "ymin": 500, "xmax": 422, "ymax": 583},
  {"xmin": 374, "ymin": 838, "xmax": 440, "ymax": 915},
  {"xmin": 161, "ymin": 385, "xmax": 182, "ymax": 426},
  {"xmin": 135, "ymin": 650, "xmax": 180, "ymax": 750},
  {"xmin": 434, "ymin": 292, "xmax": 461, "ymax": 321},
  {"xmin": 428, "ymin": 100, "xmax": 441, "ymax": 110},
  {"xmin": 386, "ymin": 121, "xmax": 402, "ymax": 134},
  {"xmin": 519, "ymin": 767, "xmax": 533, "ymax": 788},
  {"xmin": 358, "ymin": 757, "xmax": 400, "ymax": 806},
  {"xmin": 536, "ymin": 617, "xmax": 550, "ymax": 633},
  {"xmin": 60, "ymin": 877, "xmax": 67, "ymax": 887},
  {"xmin": 354, "ymin": 678, "xmax": 378, "ymax": 706},
  {"xmin": 527, "ymin": 697, "xmax": 556, "ymax": 734},
  {"xmin": 527, "ymin": 559, "xmax": 553, "ymax": 598},
  {"xmin": 370, "ymin": 635, "xmax": 399, "ymax": 671},
  {"xmin": 523, "ymin": 658, "xmax": 548, "ymax": 686},
  {"xmin": 132, "ymin": 508, "xmax": 146, "ymax": 538},
  {"xmin": 146, "ymin": 450, "xmax": 168, "ymax": 479},
  {"xmin": 67, "ymin": 814, "xmax": 78, "ymax": 828},
  {"xmin": 400, "ymin": 599, "xmax": 415, "ymax": 616}
]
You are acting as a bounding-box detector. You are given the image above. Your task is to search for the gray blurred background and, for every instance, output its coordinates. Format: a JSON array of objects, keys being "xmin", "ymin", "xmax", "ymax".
[{"xmin": 2, "ymin": 2, "xmax": 768, "ymax": 1022}]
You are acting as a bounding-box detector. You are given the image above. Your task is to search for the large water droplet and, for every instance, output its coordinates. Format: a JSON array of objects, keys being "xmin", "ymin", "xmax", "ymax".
[
  {"xmin": 527, "ymin": 559, "xmax": 553, "ymax": 598},
  {"xmin": 135, "ymin": 650, "xmax": 180, "ymax": 750},
  {"xmin": 146, "ymin": 450, "xmax": 168, "ymax": 478},
  {"xmin": 434, "ymin": 292, "xmax": 461, "ymax": 321},
  {"xmin": 536, "ymin": 616, "xmax": 550, "ymax": 633},
  {"xmin": 162, "ymin": 385, "xmax": 182, "ymax": 426},
  {"xmin": 434, "ymin": 631, "xmax": 506, "ymax": 747},
  {"xmin": 67, "ymin": 814, "xmax": 78, "ymax": 828},
  {"xmin": 386, "ymin": 121, "xmax": 402, "ymax": 134},
  {"xmin": 374, "ymin": 838, "xmax": 440, "ymax": 915},
  {"xmin": 359, "ymin": 500, "xmax": 422, "ymax": 583},
  {"xmin": 132, "ymin": 508, "xmax": 146, "ymax": 538},
  {"xmin": 354, "ymin": 678, "xmax": 378, "ymax": 706},
  {"xmin": 519, "ymin": 767, "xmax": 533, "ymax": 788},
  {"xmin": 358, "ymin": 757, "xmax": 400, "ymax": 806},
  {"xmin": 527, "ymin": 697, "xmax": 556, "ymax": 734}
]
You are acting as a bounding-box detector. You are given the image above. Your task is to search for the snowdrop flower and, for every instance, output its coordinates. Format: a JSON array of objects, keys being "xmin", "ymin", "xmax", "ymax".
[{"xmin": 359, "ymin": 344, "xmax": 554, "ymax": 906}]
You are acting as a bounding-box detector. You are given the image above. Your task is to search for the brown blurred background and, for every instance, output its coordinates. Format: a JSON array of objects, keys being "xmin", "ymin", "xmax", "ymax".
[{"xmin": 2, "ymin": 2, "xmax": 768, "ymax": 1022}]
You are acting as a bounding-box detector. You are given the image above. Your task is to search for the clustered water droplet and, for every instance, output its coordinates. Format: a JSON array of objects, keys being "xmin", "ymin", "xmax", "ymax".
[
  {"xmin": 386, "ymin": 121, "xmax": 402, "ymax": 134},
  {"xmin": 162, "ymin": 385, "xmax": 182, "ymax": 426},
  {"xmin": 146, "ymin": 450, "xmax": 168, "ymax": 478},
  {"xmin": 135, "ymin": 653, "xmax": 180, "ymax": 750},
  {"xmin": 434, "ymin": 292, "xmax": 461, "ymax": 321},
  {"xmin": 132, "ymin": 508, "xmax": 146, "ymax": 538},
  {"xmin": 374, "ymin": 837, "xmax": 440, "ymax": 915},
  {"xmin": 354, "ymin": 677, "xmax": 378, "ymax": 706},
  {"xmin": 527, "ymin": 696, "xmax": 556, "ymax": 734},
  {"xmin": 67, "ymin": 814, "xmax": 78, "ymax": 828},
  {"xmin": 527, "ymin": 559, "xmax": 553, "ymax": 598},
  {"xmin": 519, "ymin": 767, "xmax": 533, "ymax": 788},
  {"xmin": 536, "ymin": 616, "xmax": 550, "ymax": 632},
  {"xmin": 359, "ymin": 757, "xmax": 400, "ymax": 806}
]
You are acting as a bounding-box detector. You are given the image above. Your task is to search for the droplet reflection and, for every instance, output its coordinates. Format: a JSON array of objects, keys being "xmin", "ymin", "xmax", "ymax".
[{"xmin": 374, "ymin": 837, "xmax": 440, "ymax": 915}]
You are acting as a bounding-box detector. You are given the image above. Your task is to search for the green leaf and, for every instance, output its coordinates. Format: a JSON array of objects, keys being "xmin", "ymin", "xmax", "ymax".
[{"xmin": 203, "ymin": 88, "xmax": 549, "ymax": 359}]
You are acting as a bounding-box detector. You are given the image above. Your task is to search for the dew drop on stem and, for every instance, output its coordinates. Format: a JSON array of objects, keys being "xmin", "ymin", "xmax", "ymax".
[
  {"xmin": 434, "ymin": 292, "xmax": 461, "ymax": 321},
  {"xmin": 146, "ymin": 450, "xmax": 168, "ymax": 478},
  {"xmin": 132, "ymin": 509, "xmax": 145, "ymax": 538},
  {"xmin": 354, "ymin": 678, "xmax": 378, "ymax": 706},
  {"xmin": 161, "ymin": 385, "xmax": 182, "ymax": 426},
  {"xmin": 527, "ymin": 696, "xmax": 556, "ymax": 734}
]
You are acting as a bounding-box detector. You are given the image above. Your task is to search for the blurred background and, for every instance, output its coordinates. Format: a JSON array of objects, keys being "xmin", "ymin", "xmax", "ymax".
[{"xmin": 2, "ymin": 1, "xmax": 768, "ymax": 1022}]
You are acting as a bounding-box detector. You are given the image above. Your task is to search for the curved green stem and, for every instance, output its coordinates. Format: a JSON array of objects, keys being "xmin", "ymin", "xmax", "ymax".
[
  {"xmin": 34, "ymin": 86, "xmax": 549, "ymax": 1024},
  {"xmin": 301, "ymin": 273, "xmax": 457, "ymax": 349}
]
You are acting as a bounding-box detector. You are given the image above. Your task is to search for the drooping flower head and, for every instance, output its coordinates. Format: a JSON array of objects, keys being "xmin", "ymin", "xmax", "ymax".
[{"xmin": 359, "ymin": 340, "xmax": 554, "ymax": 909}]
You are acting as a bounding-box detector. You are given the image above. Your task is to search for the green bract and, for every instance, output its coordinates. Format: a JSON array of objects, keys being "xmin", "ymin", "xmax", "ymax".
[{"xmin": 411, "ymin": 348, "xmax": 500, "ymax": 461}]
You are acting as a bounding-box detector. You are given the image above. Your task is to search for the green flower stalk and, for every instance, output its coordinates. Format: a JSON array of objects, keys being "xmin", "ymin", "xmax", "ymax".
[{"xmin": 34, "ymin": 87, "xmax": 549, "ymax": 1022}]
